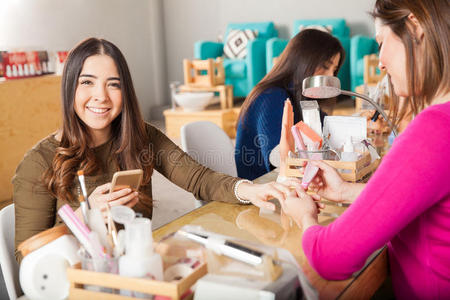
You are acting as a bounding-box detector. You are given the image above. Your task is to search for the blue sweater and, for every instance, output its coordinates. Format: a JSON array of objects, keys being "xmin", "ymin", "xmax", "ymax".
[
  {"xmin": 235, "ymin": 87, "xmax": 326, "ymax": 180},
  {"xmin": 235, "ymin": 87, "xmax": 291, "ymax": 180}
]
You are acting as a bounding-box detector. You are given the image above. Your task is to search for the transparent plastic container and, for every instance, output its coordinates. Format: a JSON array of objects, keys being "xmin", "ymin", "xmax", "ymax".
[{"xmin": 79, "ymin": 248, "xmax": 119, "ymax": 293}]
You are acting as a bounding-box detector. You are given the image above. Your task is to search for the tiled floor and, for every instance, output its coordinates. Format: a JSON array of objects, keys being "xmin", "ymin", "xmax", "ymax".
[
  {"xmin": 151, "ymin": 168, "xmax": 198, "ymax": 229},
  {"xmin": 149, "ymin": 120, "xmax": 198, "ymax": 229}
]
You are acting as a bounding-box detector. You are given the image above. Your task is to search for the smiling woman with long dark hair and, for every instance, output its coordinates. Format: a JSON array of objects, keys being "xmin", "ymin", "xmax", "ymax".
[
  {"xmin": 235, "ymin": 29, "xmax": 345, "ymax": 180},
  {"xmin": 13, "ymin": 37, "xmax": 303, "ymax": 262}
]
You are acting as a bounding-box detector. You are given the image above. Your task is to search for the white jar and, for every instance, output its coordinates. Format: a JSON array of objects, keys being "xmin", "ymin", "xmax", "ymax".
[
  {"xmin": 119, "ymin": 217, "xmax": 163, "ymax": 298},
  {"xmin": 18, "ymin": 226, "xmax": 80, "ymax": 300}
]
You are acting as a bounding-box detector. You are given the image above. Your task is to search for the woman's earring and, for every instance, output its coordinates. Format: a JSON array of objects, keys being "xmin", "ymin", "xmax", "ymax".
[{"xmin": 412, "ymin": 36, "xmax": 421, "ymax": 45}]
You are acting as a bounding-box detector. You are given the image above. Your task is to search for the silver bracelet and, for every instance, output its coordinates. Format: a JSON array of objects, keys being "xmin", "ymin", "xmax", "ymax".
[{"xmin": 234, "ymin": 179, "xmax": 253, "ymax": 204}]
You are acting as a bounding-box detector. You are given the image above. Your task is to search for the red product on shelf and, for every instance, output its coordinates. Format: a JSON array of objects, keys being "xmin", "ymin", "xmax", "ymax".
[
  {"xmin": 9, "ymin": 52, "xmax": 27, "ymax": 78},
  {"xmin": 26, "ymin": 51, "xmax": 41, "ymax": 76},
  {"xmin": 3, "ymin": 52, "xmax": 33, "ymax": 79},
  {"xmin": 55, "ymin": 51, "xmax": 68, "ymax": 75},
  {"xmin": 57, "ymin": 51, "xmax": 68, "ymax": 63},
  {"xmin": 2, "ymin": 50, "xmax": 61, "ymax": 79}
]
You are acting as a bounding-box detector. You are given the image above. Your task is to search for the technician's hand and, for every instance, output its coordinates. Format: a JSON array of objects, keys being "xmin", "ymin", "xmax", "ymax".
[
  {"xmin": 236, "ymin": 178, "xmax": 303, "ymax": 211},
  {"xmin": 88, "ymin": 183, "xmax": 139, "ymax": 212},
  {"xmin": 361, "ymin": 110, "xmax": 387, "ymax": 133},
  {"xmin": 308, "ymin": 160, "xmax": 349, "ymax": 203}
]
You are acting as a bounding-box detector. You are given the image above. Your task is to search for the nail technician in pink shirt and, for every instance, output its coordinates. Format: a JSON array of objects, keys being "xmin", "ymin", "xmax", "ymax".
[{"xmin": 280, "ymin": 0, "xmax": 450, "ymax": 299}]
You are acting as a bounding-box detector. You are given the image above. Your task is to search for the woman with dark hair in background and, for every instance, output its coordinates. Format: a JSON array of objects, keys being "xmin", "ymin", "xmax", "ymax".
[
  {"xmin": 280, "ymin": 0, "xmax": 450, "ymax": 298},
  {"xmin": 235, "ymin": 29, "xmax": 345, "ymax": 180},
  {"xmin": 13, "ymin": 37, "xmax": 301, "ymax": 262}
]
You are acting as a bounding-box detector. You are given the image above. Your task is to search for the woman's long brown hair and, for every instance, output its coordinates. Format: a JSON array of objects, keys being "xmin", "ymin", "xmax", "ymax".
[
  {"xmin": 371, "ymin": 0, "xmax": 450, "ymax": 126},
  {"xmin": 43, "ymin": 38, "xmax": 153, "ymax": 203},
  {"xmin": 239, "ymin": 29, "xmax": 345, "ymax": 125}
]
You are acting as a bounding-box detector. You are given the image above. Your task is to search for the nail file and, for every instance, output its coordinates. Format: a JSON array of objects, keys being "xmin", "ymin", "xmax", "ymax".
[
  {"xmin": 290, "ymin": 126, "xmax": 307, "ymax": 158},
  {"xmin": 301, "ymin": 142, "xmax": 321, "ymax": 189},
  {"xmin": 295, "ymin": 121, "xmax": 323, "ymax": 149}
]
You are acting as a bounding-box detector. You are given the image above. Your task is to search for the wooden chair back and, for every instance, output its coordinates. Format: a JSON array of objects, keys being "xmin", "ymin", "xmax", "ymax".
[
  {"xmin": 183, "ymin": 58, "xmax": 224, "ymax": 87},
  {"xmin": 363, "ymin": 54, "xmax": 386, "ymax": 84}
]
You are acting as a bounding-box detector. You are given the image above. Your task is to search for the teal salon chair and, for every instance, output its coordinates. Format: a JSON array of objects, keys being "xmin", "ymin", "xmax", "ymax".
[
  {"xmin": 194, "ymin": 22, "xmax": 278, "ymax": 98},
  {"xmin": 350, "ymin": 35, "xmax": 379, "ymax": 91},
  {"xmin": 266, "ymin": 18, "xmax": 351, "ymax": 91}
]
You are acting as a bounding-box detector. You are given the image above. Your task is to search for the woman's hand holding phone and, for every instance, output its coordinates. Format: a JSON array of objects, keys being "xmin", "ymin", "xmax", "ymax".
[{"xmin": 88, "ymin": 182, "xmax": 139, "ymax": 213}]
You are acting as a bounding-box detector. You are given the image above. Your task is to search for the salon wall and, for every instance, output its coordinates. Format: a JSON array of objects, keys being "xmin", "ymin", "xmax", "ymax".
[
  {"xmin": 0, "ymin": 0, "xmax": 376, "ymax": 119},
  {"xmin": 162, "ymin": 0, "xmax": 376, "ymax": 99},
  {"xmin": 0, "ymin": 0, "xmax": 167, "ymax": 120}
]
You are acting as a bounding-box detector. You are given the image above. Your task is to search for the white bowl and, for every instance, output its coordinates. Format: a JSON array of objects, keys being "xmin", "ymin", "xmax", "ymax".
[{"xmin": 173, "ymin": 92, "xmax": 214, "ymax": 112}]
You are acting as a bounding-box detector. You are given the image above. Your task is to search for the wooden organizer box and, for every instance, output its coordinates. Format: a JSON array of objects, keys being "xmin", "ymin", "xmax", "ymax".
[
  {"xmin": 285, "ymin": 152, "xmax": 380, "ymax": 182},
  {"xmin": 67, "ymin": 262, "xmax": 207, "ymax": 300}
]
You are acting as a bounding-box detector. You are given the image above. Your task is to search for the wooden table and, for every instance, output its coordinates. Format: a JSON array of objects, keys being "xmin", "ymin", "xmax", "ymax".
[{"xmin": 153, "ymin": 170, "xmax": 388, "ymax": 300}]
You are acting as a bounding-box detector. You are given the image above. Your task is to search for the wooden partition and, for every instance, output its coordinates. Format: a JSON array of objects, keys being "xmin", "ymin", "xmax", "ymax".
[{"xmin": 0, "ymin": 75, "xmax": 61, "ymax": 205}]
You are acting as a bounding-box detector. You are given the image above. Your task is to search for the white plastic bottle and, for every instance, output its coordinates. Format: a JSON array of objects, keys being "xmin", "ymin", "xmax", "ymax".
[
  {"xmin": 12, "ymin": 64, "xmax": 18, "ymax": 77},
  {"xmin": 23, "ymin": 64, "xmax": 29, "ymax": 76},
  {"xmin": 18, "ymin": 64, "xmax": 24, "ymax": 76},
  {"xmin": 6, "ymin": 65, "xmax": 12, "ymax": 77},
  {"xmin": 341, "ymin": 136, "xmax": 359, "ymax": 162},
  {"xmin": 119, "ymin": 217, "xmax": 163, "ymax": 298}
]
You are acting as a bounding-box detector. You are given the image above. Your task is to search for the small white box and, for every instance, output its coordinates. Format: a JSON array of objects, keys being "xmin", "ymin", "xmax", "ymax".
[{"xmin": 323, "ymin": 116, "xmax": 367, "ymax": 150}]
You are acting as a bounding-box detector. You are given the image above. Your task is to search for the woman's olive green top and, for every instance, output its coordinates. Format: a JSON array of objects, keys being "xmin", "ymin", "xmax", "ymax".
[{"xmin": 13, "ymin": 123, "xmax": 240, "ymax": 262}]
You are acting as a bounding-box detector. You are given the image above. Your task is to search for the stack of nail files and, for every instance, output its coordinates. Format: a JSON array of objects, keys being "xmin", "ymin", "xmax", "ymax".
[{"xmin": 294, "ymin": 121, "xmax": 323, "ymax": 150}]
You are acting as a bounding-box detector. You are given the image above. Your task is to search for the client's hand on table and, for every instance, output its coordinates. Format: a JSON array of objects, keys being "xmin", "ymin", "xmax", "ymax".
[
  {"xmin": 278, "ymin": 186, "xmax": 323, "ymax": 231},
  {"xmin": 89, "ymin": 183, "xmax": 139, "ymax": 213},
  {"xmin": 308, "ymin": 160, "xmax": 365, "ymax": 204},
  {"xmin": 236, "ymin": 179, "xmax": 304, "ymax": 211}
]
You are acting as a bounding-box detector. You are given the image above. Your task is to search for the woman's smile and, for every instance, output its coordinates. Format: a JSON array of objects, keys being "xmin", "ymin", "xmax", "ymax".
[{"xmin": 86, "ymin": 106, "xmax": 112, "ymax": 115}]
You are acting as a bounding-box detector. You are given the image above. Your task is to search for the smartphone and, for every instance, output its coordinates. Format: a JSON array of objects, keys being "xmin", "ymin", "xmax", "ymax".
[{"xmin": 110, "ymin": 169, "xmax": 143, "ymax": 193}]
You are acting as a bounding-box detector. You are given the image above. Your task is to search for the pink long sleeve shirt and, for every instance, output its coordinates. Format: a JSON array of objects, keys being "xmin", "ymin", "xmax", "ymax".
[{"xmin": 303, "ymin": 102, "xmax": 450, "ymax": 299}]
